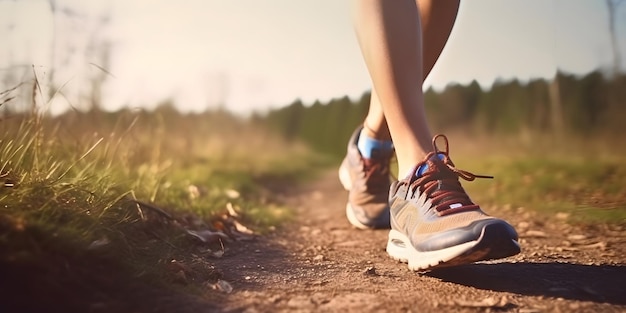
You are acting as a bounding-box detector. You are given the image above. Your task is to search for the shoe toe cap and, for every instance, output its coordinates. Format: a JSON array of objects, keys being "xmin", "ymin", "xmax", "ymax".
[{"xmin": 412, "ymin": 218, "xmax": 518, "ymax": 252}]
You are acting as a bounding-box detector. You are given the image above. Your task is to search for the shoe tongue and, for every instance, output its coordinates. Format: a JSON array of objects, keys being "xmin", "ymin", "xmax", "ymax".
[
  {"xmin": 412, "ymin": 153, "xmax": 471, "ymax": 211},
  {"xmin": 415, "ymin": 153, "xmax": 446, "ymax": 177}
]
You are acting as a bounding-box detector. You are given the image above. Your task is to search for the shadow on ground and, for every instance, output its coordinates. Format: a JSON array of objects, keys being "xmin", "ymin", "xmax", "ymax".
[
  {"xmin": 0, "ymin": 248, "xmax": 220, "ymax": 313},
  {"xmin": 428, "ymin": 262, "xmax": 626, "ymax": 305}
]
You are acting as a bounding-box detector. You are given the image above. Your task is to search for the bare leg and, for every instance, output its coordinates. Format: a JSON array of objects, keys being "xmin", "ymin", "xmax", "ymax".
[
  {"xmin": 350, "ymin": 1, "xmax": 521, "ymax": 268},
  {"xmin": 355, "ymin": 0, "xmax": 459, "ymax": 175}
]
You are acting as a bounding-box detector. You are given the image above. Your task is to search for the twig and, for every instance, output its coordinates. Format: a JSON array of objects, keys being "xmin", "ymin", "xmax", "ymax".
[
  {"xmin": 133, "ymin": 200, "xmax": 174, "ymax": 220},
  {"xmin": 0, "ymin": 83, "xmax": 23, "ymax": 97}
]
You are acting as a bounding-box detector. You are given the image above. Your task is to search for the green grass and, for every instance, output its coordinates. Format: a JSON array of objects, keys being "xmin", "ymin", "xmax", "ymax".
[
  {"xmin": 0, "ymin": 108, "xmax": 324, "ymax": 224},
  {"xmin": 2, "ymin": 85, "xmax": 624, "ymax": 310},
  {"xmin": 381, "ymin": 132, "xmax": 626, "ymax": 225},
  {"xmin": 0, "ymin": 106, "xmax": 328, "ymax": 305},
  {"xmin": 453, "ymin": 144, "xmax": 626, "ymax": 225}
]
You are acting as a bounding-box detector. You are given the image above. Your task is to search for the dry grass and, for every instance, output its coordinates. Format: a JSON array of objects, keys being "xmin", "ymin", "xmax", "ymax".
[{"xmin": 0, "ymin": 93, "xmax": 326, "ymax": 311}]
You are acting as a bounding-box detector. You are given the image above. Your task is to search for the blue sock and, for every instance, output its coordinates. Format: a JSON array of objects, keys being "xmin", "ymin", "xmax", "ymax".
[
  {"xmin": 416, "ymin": 153, "xmax": 446, "ymax": 177},
  {"xmin": 357, "ymin": 129, "xmax": 393, "ymax": 159}
]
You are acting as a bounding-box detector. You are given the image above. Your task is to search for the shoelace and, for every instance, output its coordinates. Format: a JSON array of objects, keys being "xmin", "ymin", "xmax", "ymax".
[{"xmin": 408, "ymin": 134, "xmax": 492, "ymax": 216}]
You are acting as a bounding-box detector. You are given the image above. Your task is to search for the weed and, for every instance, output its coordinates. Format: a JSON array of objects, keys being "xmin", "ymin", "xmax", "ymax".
[{"xmin": 0, "ymin": 84, "xmax": 323, "ymax": 310}]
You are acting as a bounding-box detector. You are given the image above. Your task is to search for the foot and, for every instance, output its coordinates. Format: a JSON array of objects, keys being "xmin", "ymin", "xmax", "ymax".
[
  {"xmin": 386, "ymin": 134, "xmax": 520, "ymax": 271},
  {"xmin": 338, "ymin": 127, "xmax": 394, "ymax": 229}
]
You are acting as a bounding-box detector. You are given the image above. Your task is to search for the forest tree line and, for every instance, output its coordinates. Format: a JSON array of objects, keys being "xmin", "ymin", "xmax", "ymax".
[{"xmin": 257, "ymin": 71, "xmax": 626, "ymax": 158}]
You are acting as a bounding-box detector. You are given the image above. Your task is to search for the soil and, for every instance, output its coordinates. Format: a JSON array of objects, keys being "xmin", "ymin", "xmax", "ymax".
[
  {"xmin": 212, "ymin": 170, "xmax": 626, "ymax": 313},
  {"xmin": 1, "ymin": 170, "xmax": 624, "ymax": 313}
]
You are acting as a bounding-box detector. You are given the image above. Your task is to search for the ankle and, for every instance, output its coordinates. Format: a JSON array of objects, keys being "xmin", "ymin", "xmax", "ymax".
[
  {"xmin": 357, "ymin": 128, "xmax": 393, "ymax": 159},
  {"xmin": 362, "ymin": 122, "xmax": 391, "ymax": 141},
  {"xmin": 397, "ymin": 153, "xmax": 429, "ymax": 179}
]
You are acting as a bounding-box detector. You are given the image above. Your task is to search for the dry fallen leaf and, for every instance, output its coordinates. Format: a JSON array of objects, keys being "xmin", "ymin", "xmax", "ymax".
[
  {"xmin": 233, "ymin": 220, "xmax": 254, "ymax": 235},
  {"xmin": 210, "ymin": 249, "xmax": 225, "ymax": 258},
  {"xmin": 186, "ymin": 229, "xmax": 230, "ymax": 244},
  {"xmin": 88, "ymin": 236, "xmax": 110, "ymax": 250},
  {"xmin": 226, "ymin": 202, "xmax": 240, "ymax": 217},
  {"xmin": 567, "ymin": 234, "xmax": 587, "ymax": 241},
  {"xmin": 212, "ymin": 279, "xmax": 233, "ymax": 293},
  {"xmin": 555, "ymin": 212, "xmax": 570, "ymax": 220},
  {"xmin": 524, "ymin": 230, "xmax": 547, "ymax": 238},
  {"xmin": 212, "ymin": 220, "xmax": 226, "ymax": 231},
  {"xmin": 188, "ymin": 185, "xmax": 200, "ymax": 199},
  {"xmin": 225, "ymin": 189, "xmax": 240, "ymax": 199},
  {"xmin": 364, "ymin": 266, "xmax": 377, "ymax": 275},
  {"xmin": 208, "ymin": 240, "xmax": 225, "ymax": 258},
  {"xmin": 579, "ymin": 242, "xmax": 607, "ymax": 250}
]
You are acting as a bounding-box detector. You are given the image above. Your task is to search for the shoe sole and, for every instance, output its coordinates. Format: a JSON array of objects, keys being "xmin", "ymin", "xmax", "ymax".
[
  {"xmin": 344, "ymin": 203, "xmax": 373, "ymax": 230},
  {"xmin": 338, "ymin": 162, "xmax": 375, "ymax": 230},
  {"xmin": 386, "ymin": 222, "xmax": 521, "ymax": 271}
]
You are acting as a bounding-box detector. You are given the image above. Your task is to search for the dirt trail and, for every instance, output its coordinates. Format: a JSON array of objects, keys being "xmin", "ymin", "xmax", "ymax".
[{"xmin": 212, "ymin": 170, "xmax": 626, "ymax": 313}]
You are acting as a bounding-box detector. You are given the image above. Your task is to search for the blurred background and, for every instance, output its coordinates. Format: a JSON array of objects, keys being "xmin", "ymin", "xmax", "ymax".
[
  {"xmin": 1, "ymin": 3, "xmax": 624, "ymax": 307},
  {"xmin": 1, "ymin": 0, "xmax": 625, "ymax": 157}
]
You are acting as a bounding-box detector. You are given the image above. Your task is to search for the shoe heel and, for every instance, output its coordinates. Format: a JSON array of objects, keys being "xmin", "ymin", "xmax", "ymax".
[{"xmin": 338, "ymin": 162, "xmax": 352, "ymax": 190}]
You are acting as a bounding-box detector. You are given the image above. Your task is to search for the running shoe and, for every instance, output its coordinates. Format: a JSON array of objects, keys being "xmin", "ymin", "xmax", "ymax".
[
  {"xmin": 386, "ymin": 134, "xmax": 520, "ymax": 271},
  {"xmin": 338, "ymin": 126, "xmax": 394, "ymax": 229}
]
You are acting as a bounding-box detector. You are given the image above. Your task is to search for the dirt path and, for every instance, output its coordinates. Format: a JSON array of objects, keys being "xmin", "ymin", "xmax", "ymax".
[{"xmin": 213, "ymin": 170, "xmax": 626, "ymax": 313}]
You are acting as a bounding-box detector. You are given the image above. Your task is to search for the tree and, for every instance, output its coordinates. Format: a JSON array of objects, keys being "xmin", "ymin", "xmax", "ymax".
[
  {"xmin": 1, "ymin": 1, "xmax": 113, "ymax": 112},
  {"xmin": 549, "ymin": 73, "xmax": 565, "ymax": 136},
  {"xmin": 606, "ymin": 0, "xmax": 625, "ymax": 77}
]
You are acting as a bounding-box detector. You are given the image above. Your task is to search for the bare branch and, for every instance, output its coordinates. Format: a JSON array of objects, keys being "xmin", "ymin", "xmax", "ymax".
[{"xmin": 89, "ymin": 62, "xmax": 116, "ymax": 78}]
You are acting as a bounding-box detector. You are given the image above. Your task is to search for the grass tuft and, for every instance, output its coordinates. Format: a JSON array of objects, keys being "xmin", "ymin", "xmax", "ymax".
[
  {"xmin": 0, "ymin": 94, "xmax": 325, "ymax": 310},
  {"xmin": 448, "ymin": 133, "xmax": 626, "ymax": 225}
]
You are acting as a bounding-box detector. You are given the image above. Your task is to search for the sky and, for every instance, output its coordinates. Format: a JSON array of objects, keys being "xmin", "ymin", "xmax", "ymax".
[{"xmin": 1, "ymin": 0, "xmax": 625, "ymax": 115}]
